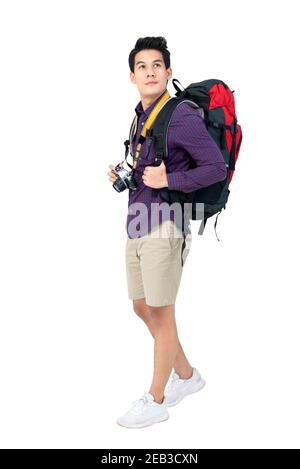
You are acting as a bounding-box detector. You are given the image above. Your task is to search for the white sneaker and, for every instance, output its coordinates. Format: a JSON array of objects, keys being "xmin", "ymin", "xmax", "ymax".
[
  {"xmin": 164, "ymin": 367, "xmax": 206, "ymax": 407},
  {"xmin": 116, "ymin": 392, "xmax": 169, "ymax": 429}
]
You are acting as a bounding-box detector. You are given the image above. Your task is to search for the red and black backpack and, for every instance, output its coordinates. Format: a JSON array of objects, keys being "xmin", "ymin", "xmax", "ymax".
[{"xmin": 148, "ymin": 78, "xmax": 243, "ymax": 239}]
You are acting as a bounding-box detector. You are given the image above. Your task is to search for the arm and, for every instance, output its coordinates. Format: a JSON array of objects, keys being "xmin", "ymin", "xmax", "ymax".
[{"xmin": 166, "ymin": 105, "xmax": 227, "ymax": 193}]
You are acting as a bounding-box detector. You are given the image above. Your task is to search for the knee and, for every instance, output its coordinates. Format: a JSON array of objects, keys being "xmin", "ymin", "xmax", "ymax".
[
  {"xmin": 147, "ymin": 304, "xmax": 175, "ymax": 328},
  {"xmin": 132, "ymin": 299, "xmax": 148, "ymax": 318}
]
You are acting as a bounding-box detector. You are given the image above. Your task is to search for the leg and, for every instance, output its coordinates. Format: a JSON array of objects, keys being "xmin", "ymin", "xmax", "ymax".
[
  {"xmin": 147, "ymin": 303, "xmax": 178, "ymax": 403},
  {"xmin": 133, "ymin": 298, "xmax": 193, "ymax": 380},
  {"xmin": 133, "ymin": 298, "xmax": 156, "ymax": 339},
  {"xmin": 131, "ymin": 221, "xmax": 194, "ymax": 403}
]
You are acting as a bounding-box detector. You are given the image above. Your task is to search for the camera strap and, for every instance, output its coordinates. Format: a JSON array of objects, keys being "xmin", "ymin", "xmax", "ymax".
[
  {"xmin": 129, "ymin": 89, "xmax": 172, "ymax": 170},
  {"xmin": 123, "ymin": 139, "xmax": 133, "ymax": 170}
]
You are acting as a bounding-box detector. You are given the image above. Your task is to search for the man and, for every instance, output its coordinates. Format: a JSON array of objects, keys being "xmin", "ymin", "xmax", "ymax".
[{"xmin": 107, "ymin": 37, "xmax": 227, "ymax": 428}]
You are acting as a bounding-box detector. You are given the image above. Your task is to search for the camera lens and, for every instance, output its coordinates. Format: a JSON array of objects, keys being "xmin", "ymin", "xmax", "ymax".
[{"xmin": 113, "ymin": 178, "xmax": 127, "ymax": 192}]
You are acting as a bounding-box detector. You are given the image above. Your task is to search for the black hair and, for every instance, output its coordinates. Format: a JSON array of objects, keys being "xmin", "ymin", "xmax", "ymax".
[{"xmin": 128, "ymin": 36, "xmax": 171, "ymax": 73}]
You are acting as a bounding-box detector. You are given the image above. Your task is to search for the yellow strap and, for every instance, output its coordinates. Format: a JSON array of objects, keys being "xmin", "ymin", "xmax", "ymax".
[{"xmin": 132, "ymin": 90, "xmax": 171, "ymax": 169}]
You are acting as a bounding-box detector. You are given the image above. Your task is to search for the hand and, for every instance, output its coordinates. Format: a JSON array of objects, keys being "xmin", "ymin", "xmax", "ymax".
[
  {"xmin": 142, "ymin": 160, "xmax": 168, "ymax": 189},
  {"xmin": 107, "ymin": 163, "xmax": 123, "ymax": 184}
]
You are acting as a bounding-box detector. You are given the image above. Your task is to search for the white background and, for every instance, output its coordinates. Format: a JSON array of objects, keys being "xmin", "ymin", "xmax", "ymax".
[{"xmin": 0, "ymin": 0, "xmax": 299, "ymax": 449}]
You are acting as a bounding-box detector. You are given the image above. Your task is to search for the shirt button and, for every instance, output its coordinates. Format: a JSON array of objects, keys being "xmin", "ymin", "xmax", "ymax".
[{"xmin": 141, "ymin": 122, "xmax": 144, "ymax": 126}]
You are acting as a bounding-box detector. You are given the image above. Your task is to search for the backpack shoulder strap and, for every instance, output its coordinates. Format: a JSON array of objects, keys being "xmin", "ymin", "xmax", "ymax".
[
  {"xmin": 152, "ymin": 97, "xmax": 201, "ymax": 166},
  {"xmin": 151, "ymin": 97, "xmax": 201, "ymax": 201}
]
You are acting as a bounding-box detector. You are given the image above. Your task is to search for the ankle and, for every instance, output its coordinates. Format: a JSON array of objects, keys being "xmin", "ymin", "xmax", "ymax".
[
  {"xmin": 149, "ymin": 390, "xmax": 164, "ymax": 404},
  {"xmin": 175, "ymin": 366, "xmax": 193, "ymax": 380}
]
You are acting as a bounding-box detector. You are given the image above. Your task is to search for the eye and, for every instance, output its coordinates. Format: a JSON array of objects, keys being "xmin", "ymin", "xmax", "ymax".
[{"xmin": 138, "ymin": 63, "xmax": 161, "ymax": 69}]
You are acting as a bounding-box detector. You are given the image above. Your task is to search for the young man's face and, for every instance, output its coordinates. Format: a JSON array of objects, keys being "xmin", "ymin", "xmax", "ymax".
[{"xmin": 130, "ymin": 49, "xmax": 172, "ymax": 101}]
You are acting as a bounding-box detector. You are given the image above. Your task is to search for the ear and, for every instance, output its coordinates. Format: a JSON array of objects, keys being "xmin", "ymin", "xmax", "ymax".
[{"xmin": 130, "ymin": 72, "xmax": 136, "ymax": 84}]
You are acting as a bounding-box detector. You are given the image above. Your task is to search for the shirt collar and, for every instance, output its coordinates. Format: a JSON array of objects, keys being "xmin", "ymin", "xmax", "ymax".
[{"xmin": 134, "ymin": 91, "xmax": 167, "ymax": 118}]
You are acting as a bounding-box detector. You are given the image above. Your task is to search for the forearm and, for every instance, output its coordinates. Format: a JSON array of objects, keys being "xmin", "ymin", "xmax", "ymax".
[{"xmin": 166, "ymin": 162, "xmax": 227, "ymax": 193}]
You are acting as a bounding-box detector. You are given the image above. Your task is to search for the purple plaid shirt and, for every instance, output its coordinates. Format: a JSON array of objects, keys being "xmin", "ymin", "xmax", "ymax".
[{"xmin": 126, "ymin": 91, "xmax": 227, "ymax": 239}]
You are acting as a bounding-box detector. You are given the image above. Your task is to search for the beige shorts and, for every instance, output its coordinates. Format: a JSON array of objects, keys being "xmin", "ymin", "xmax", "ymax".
[{"xmin": 125, "ymin": 220, "xmax": 192, "ymax": 307}]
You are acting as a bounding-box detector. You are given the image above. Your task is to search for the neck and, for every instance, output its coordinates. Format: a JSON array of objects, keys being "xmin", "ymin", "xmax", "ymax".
[{"xmin": 141, "ymin": 90, "xmax": 166, "ymax": 111}]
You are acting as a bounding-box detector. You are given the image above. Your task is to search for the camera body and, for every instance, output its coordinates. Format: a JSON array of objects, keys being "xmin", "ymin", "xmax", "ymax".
[{"xmin": 112, "ymin": 164, "xmax": 138, "ymax": 193}]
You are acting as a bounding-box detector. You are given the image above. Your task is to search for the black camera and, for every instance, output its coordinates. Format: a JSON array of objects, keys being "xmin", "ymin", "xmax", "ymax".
[{"xmin": 112, "ymin": 164, "xmax": 138, "ymax": 193}]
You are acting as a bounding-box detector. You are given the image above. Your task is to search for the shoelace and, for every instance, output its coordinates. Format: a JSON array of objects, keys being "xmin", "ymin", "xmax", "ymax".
[
  {"xmin": 130, "ymin": 393, "xmax": 153, "ymax": 415},
  {"xmin": 166, "ymin": 373, "xmax": 185, "ymax": 393}
]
